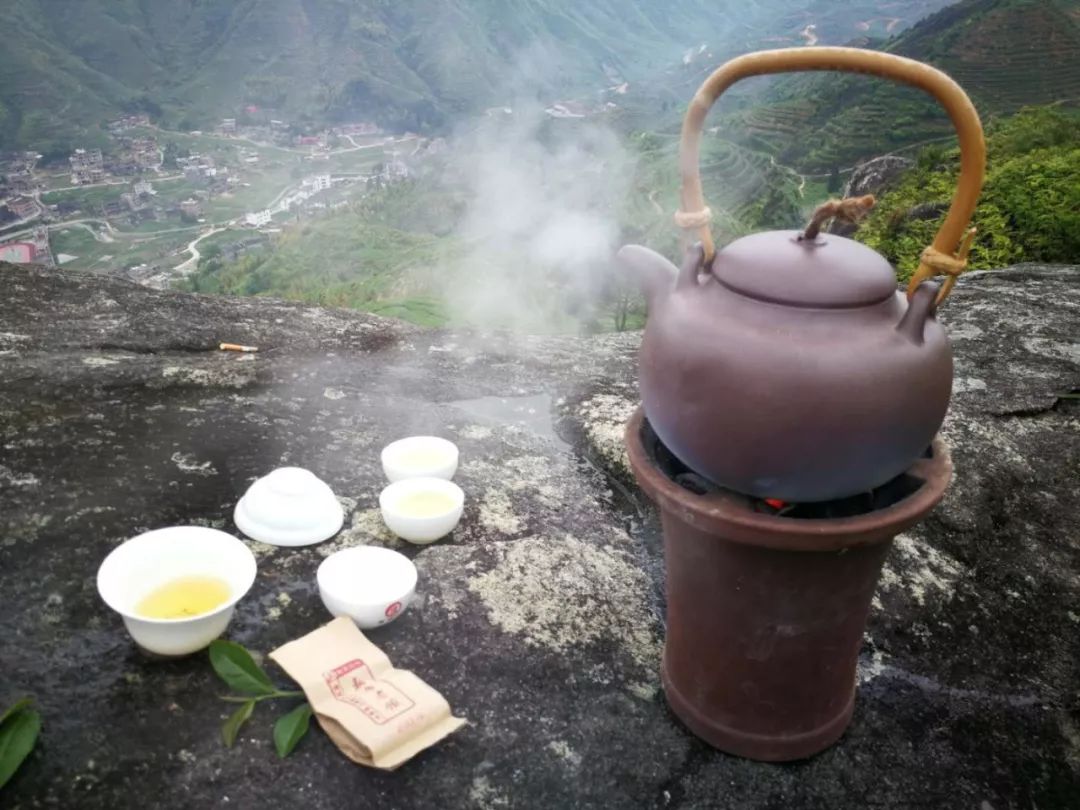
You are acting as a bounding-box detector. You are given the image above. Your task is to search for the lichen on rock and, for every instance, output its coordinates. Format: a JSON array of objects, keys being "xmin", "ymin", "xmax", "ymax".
[
  {"xmin": 0, "ymin": 262, "xmax": 1077, "ymax": 808},
  {"xmin": 467, "ymin": 533, "xmax": 661, "ymax": 669}
]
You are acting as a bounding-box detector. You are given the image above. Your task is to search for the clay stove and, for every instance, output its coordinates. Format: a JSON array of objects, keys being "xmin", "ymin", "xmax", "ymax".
[{"xmin": 627, "ymin": 409, "xmax": 952, "ymax": 761}]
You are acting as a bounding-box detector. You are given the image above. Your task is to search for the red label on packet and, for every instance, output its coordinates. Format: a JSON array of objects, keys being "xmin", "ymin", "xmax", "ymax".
[{"xmin": 324, "ymin": 659, "xmax": 416, "ymax": 725}]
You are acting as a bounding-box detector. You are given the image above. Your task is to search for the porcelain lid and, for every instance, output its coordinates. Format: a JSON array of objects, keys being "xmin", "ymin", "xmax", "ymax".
[{"xmin": 234, "ymin": 467, "xmax": 344, "ymax": 547}]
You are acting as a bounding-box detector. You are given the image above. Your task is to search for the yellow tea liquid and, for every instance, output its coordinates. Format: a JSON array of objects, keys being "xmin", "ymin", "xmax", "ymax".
[
  {"xmin": 136, "ymin": 575, "xmax": 231, "ymax": 619},
  {"xmin": 398, "ymin": 448, "xmax": 448, "ymax": 469},
  {"xmin": 398, "ymin": 491, "xmax": 457, "ymax": 518}
]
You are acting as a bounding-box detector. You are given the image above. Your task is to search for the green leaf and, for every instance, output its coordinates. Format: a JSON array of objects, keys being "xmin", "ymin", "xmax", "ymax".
[
  {"xmin": 0, "ymin": 704, "xmax": 42, "ymax": 789},
  {"xmin": 220, "ymin": 701, "xmax": 255, "ymax": 749},
  {"xmin": 0, "ymin": 698, "xmax": 33, "ymax": 728},
  {"xmin": 272, "ymin": 703, "xmax": 313, "ymax": 759},
  {"xmin": 209, "ymin": 640, "xmax": 275, "ymax": 696}
]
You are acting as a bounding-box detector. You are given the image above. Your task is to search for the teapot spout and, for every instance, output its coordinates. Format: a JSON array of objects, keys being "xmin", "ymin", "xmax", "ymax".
[
  {"xmin": 896, "ymin": 280, "xmax": 942, "ymax": 345},
  {"xmin": 617, "ymin": 245, "xmax": 680, "ymax": 309}
]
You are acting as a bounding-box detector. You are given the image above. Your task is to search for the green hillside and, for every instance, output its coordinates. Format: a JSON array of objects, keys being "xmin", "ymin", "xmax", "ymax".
[
  {"xmin": 723, "ymin": 0, "xmax": 1080, "ymax": 171},
  {"xmin": 0, "ymin": 0, "xmax": 752, "ymax": 152},
  {"xmin": 182, "ymin": 186, "xmax": 457, "ymax": 310},
  {"xmin": 0, "ymin": 0, "xmax": 963, "ymax": 154},
  {"xmin": 178, "ymin": 104, "xmax": 1078, "ymax": 331},
  {"xmin": 177, "ymin": 118, "xmax": 814, "ymax": 332},
  {"xmin": 854, "ymin": 105, "xmax": 1080, "ymax": 277},
  {"xmin": 10, "ymin": 0, "xmax": 1078, "ymax": 336}
]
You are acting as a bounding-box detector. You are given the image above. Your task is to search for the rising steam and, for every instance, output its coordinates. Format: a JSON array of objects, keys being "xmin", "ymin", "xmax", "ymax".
[{"xmin": 438, "ymin": 93, "xmax": 633, "ymax": 332}]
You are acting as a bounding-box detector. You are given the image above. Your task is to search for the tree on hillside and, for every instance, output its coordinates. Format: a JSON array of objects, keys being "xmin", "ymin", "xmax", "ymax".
[{"xmin": 161, "ymin": 142, "xmax": 184, "ymax": 170}]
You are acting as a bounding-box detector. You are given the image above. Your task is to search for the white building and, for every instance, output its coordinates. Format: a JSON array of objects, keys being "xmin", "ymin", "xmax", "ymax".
[
  {"xmin": 132, "ymin": 180, "xmax": 155, "ymax": 196},
  {"xmin": 244, "ymin": 210, "xmax": 272, "ymax": 228},
  {"xmin": 302, "ymin": 173, "xmax": 332, "ymax": 192},
  {"xmin": 280, "ymin": 192, "xmax": 309, "ymax": 211},
  {"xmin": 545, "ymin": 103, "xmax": 587, "ymax": 119},
  {"xmin": 69, "ymin": 148, "xmax": 105, "ymax": 185},
  {"xmin": 381, "ymin": 154, "xmax": 410, "ymax": 182}
]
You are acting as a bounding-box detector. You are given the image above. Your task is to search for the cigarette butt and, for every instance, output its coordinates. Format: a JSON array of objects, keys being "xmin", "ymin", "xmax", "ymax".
[{"xmin": 219, "ymin": 343, "xmax": 258, "ymax": 353}]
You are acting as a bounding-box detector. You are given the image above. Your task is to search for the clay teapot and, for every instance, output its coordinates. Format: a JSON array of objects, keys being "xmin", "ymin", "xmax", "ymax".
[{"xmin": 620, "ymin": 48, "xmax": 986, "ymax": 502}]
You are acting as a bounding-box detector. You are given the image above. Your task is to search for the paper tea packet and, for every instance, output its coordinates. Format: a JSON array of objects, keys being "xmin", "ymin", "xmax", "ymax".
[{"xmin": 271, "ymin": 617, "xmax": 466, "ymax": 769}]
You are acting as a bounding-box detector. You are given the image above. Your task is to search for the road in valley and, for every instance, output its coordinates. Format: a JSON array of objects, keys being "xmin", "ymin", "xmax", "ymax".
[{"xmin": 174, "ymin": 226, "xmax": 228, "ymax": 276}]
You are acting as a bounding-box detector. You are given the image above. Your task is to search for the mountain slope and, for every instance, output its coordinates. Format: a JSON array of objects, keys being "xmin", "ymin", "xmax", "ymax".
[
  {"xmin": 726, "ymin": 0, "xmax": 1080, "ymax": 170},
  {"xmin": 854, "ymin": 106, "xmax": 1080, "ymax": 276},
  {"xmin": 0, "ymin": 0, "xmax": 966, "ymax": 153},
  {"xmin": 0, "ymin": 0, "xmax": 764, "ymax": 151}
]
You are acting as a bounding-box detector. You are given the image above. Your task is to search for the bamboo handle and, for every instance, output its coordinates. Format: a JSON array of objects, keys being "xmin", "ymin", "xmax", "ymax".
[{"xmin": 678, "ymin": 47, "xmax": 986, "ymax": 302}]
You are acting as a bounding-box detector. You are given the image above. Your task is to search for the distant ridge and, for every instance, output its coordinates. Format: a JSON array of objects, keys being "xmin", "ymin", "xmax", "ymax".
[
  {"xmin": 0, "ymin": 0, "xmax": 762, "ymax": 153},
  {"xmin": 726, "ymin": 0, "xmax": 1080, "ymax": 170}
]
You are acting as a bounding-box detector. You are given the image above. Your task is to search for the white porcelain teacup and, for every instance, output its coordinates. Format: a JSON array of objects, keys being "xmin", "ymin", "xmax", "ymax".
[
  {"xmin": 381, "ymin": 436, "xmax": 459, "ymax": 482},
  {"xmin": 317, "ymin": 546, "xmax": 417, "ymax": 629},
  {"xmin": 97, "ymin": 526, "xmax": 257, "ymax": 657},
  {"xmin": 379, "ymin": 477, "xmax": 464, "ymax": 544}
]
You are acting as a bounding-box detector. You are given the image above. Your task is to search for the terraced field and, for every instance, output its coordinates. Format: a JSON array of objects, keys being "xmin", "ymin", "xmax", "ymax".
[
  {"xmin": 728, "ymin": 99, "xmax": 817, "ymax": 155},
  {"xmin": 744, "ymin": 0, "xmax": 1080, "ymax": 171},
  {"xmin": 699, "ymin": 139, "xmax": 791, "ymax": 227},
  {"xmin": 49, "ymin": 224, "xmax": 191, "ymax": 275},
  {"xmin": 933, "ymin": 1, "xmax": 1080, "ymax": 110},
  {"xmin": 787, "ymin": 80, "xmax": 955, "ymax": 170},
  {"xmin": 622, "ymin": 130, "xmax": 806, "ymax": 264}
]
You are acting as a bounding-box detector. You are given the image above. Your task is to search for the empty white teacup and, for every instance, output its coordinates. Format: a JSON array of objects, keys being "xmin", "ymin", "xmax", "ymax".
[
  {"xmin": 317, "ymin": 546, "xmax": 417, "ymax": 629},
  {"xmin": 379, "ymin": 477, "xmax": 464, "ymax": 544},
  {"xmin": 381, "ymin": 436, "xmax": 459, "ymax": 482},
  {"xmin": 96, "ymin": 526, "xmax": 257, "ymax": 657}
]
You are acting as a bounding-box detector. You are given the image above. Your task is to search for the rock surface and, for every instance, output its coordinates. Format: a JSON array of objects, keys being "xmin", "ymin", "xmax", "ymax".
[
  {"xmin": 1, "ymin": 262, "xmax": 1078, "ymax": 809},
  {"xmin": 830, "ymin": 154, "xmax": 916, "ymax": 237}
]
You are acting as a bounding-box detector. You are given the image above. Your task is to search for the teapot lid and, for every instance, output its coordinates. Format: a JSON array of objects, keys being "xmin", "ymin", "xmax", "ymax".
[{"xmin": 712, "ymin": 231, "xmax": 897, "ymax": 308}]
